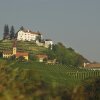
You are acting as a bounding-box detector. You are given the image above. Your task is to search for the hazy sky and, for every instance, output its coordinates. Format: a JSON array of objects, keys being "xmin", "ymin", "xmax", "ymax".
[{"xmin": 0, "ymin": 0, "xmax": 100, "ymax": 62}]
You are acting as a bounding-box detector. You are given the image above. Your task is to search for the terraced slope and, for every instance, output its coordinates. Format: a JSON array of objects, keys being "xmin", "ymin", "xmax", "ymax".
[
  {"xmin": 0, "ymin": 40, "xmax": 47, "ymax": 54},
  {"xmin": 10, "ymin": 61, "xmax": 100, "ymax": 87}
]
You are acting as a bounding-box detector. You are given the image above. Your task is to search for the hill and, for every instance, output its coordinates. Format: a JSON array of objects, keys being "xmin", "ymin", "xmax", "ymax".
[
  {"xmin": 0, "ymin": 40, "xmax": 88, "ymax": 66},
  {"xmin": 0, "ymin": 40, "xmax": 100, "ymax": 100},
  {"xmin": 0, "ymin": 59, "xmax": 100, "ymax": 100},
  {"xmin": 0, "ymin": 40, "xmax": 47, "ymax": 54},
  {"xmin": 9, "ymin": 61, "xmax": 100, "ymax": 87},
  {"xmin": 45, "ymin": 42, "xmax": 89, "ymax": 66}
]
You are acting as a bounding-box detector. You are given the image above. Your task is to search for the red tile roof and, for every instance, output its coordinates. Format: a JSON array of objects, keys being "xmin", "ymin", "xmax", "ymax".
[
  {"xmin": 85, "ymin": 64, "xmax": 100, "ymax": 68},
  {"xmin": 36, "ymin": 54, "xmax": 48, "ymax": 59},
  {"xmin": 3, "ymin": 51, "xmax": 12, "ymax": 54},
  {"xmin": 16, "ymin": 52, "xmax": 28, "ymax": 57},
  {"xmin": 21, "ymin": 30, "xmax": 41, "ymax": 35}
]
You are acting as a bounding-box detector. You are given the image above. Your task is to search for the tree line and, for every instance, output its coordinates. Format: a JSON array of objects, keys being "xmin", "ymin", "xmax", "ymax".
[
  {"xmin": 3, "ymin": 24, "xmax": 16, "ymax": 40},
  {"xmin": 3, "ymin": 25, "xmax": 24, "ymax": 40},
  {"xmin": 45, "ymin": 42, "xmax": 88, "ymax": 66}
]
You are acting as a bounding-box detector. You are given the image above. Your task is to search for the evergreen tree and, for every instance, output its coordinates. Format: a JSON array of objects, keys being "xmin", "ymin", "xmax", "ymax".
[
  {"xmin": 10, "ymin": 26, "xmax": 15, "ymax": 39},
  {"xmin": 3, "ymin": 24, "xmax": 6, "ymax": 39},
  {"xmin": 20, "ymin": 26, "xmax": 24, "ymax": 30},
  {"xmin": 3, "ymin": 24, "xmax": 9, "ymax": 40}
]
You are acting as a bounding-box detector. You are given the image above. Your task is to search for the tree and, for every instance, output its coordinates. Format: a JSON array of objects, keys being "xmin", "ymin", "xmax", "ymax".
[
  {"xmin": 8, "ymin": 55, "xmax": 16, "ymax": 61},
  {"xmin": 17, "ymin": 56, "xmax": 25, "ymax": 62},
  {"xmin": 35, "ymin": 31, "xmax": 42, "ymax": 41},
  {"xmin": 10, "ymin": 26, "xmax": 15, "ymax": 39},
  {"xmin": 20, "ymin": 26, "xmax": 24, "ymax": 30},
  {"xmin": 72, "ymin": 77, "xmax": 100, "ymax": 100},
  {"xmin": 3, "ymin": 24, "xmax": 9, "ymax": 40},
  {"xmin": 45, "ymin": 42, "xmax": 88, "ymax": 66},
  {"xmin": 29, "ymin": 54, "xmax": 37, "ymax": 61}
]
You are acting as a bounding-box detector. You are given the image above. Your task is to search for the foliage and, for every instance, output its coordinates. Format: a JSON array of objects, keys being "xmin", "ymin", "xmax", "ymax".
[
  {"xmin": 10, "ymin": 26, "xmax": 15, "ymax": 39},
  {"xmin": 0, "ymin": 61, "xmax": 72, "ymax": 100},
  {"xmin": 20, "ymin": 26, "xmax": 24, "ymax": 30},
  {"xmin": 0, "ymin": 59, "xmax": 99, "ymax": 100},
  {"xmin": 72, "ymin": 77, "xmax": 100, "ymax": 100},
  {"xmin": 10, "ymin": 61, "xmax": 100, "ymax": 88},
  {"xmin": 28, "ymin": 54, "xmax": 37, "ymax": 61},
  {"xmin": 3, "ymin": 24, "xmax": 9, "ymax": 40},
  {"xmin": 8, "ymin": 55, "xmax": 16, "ymax": 61},
  {"xmin": 45, "ymin": 42, "xmax": 88, "ymax": 66},
  {"xmin": 17, "ymin": 56, "xmax": 25, "ymax": 62}
]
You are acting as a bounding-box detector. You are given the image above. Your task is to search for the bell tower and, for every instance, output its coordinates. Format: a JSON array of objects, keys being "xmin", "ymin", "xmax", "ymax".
[
  {"xmin": 13, "ymin": 40, "xmax": 17, "ymax": 55},
  {"xmin": 13, "ymin": 47, "xmax": 16, "ymax": 55}
]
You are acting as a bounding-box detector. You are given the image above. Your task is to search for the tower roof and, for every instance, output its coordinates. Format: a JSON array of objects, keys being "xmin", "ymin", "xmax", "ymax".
[{"xmin": 12, "ymin": 40, "xmax": 17, "ymax": 47}]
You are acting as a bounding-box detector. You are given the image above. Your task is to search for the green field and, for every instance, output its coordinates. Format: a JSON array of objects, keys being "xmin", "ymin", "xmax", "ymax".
[
  {"xmin": 0, "ymin": 60, "xmax": 99, "ymax": 99},
  {"xmin": 10, "ymin": 61, "xmax": 100, "ymax": 88}
]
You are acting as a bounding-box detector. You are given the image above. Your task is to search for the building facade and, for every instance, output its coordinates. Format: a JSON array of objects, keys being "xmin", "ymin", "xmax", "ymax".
[
  {"xmin": 16, "ymin": 52, "xmax": 28, "ymax": 61},
  {"xmin": 36, "ymin": 54, "xmax": 48, "ymax": 62},
  {"xmin": 44, "ymin": 39, "xmax": 53, "ymax": 49},
  {"xmin": 17, "ymin": 30, "xmax": 42, "ymax": 41},
  {"xmin": 3, "ymin": 41, "xmax": 28, "ymax": 60},
  {"xmin": 3, "ymin": 51, "xmax": 13, "ymax": 58}
]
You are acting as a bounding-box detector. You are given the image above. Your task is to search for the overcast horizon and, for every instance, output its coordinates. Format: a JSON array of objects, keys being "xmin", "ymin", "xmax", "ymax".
[{"xmin": 0, "ymin": 0, "xmax": 100, "ymax": 62}]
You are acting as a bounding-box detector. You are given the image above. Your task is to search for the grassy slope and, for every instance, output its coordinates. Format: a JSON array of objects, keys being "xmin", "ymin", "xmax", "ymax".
[
  {"xmin": 0, "ymin": 40, "xmax": 100, "ymax": 88},
  {"xmin": 0, "ymin": 40, "xmax": 47, "ymax": 54},
  {"xmin": 10, "ymin": 61, "xmax": 100, "ymax": 88}
]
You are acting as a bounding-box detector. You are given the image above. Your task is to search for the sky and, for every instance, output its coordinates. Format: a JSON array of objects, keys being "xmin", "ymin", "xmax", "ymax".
[{"xmin": 0, "ymin": 0, "xmax": 100, "ymax": 62}]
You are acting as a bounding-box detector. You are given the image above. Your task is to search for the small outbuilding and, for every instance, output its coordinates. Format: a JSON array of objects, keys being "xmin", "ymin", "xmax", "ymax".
[{"xmin": 36, "ymin": 54, "xmax": 48, "ymax": 62}]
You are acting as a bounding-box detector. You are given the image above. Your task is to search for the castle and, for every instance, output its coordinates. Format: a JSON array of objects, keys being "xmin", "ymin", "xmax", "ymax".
[{"xmin": 16, "ymin": 29, "xmax": 53, "ymax": 50}]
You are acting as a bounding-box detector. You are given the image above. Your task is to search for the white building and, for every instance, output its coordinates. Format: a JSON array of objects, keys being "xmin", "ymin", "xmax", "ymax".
[
  {"xmin": 44, "ymin": 39, "xmax": 53, "ymax": 49},
  {"xmin": 17, "ymin": 30, "xmax": 42, "ymax": 41},
  {"xmin": 36, "ymin": 40, "xmax": 44, "ymax": 46}
]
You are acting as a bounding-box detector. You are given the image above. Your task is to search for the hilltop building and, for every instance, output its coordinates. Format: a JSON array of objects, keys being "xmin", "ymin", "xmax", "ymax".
[
  {"xmin": 17, "ymin": 29, "xmax": 42, "ymax": 41},
  {"xmin": 36, "ymin": 39, "xmax": 53, "ymax": 50},
  {"xmin": 16, "ymin": 28, "xmax": 53, "ymax": 49},
  {"xmin": 3, "ymin": 41, "xmax": 28, "ymax": 60},
  {"xmin": 44, "ymin": 39, "xmax": 53, "ymax": 49}
]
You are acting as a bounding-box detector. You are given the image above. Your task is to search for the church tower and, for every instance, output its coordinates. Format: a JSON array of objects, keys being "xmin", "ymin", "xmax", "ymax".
[
  {"xmin": 13, "ymin": 46, "xmax": 16, "ymax": 55},
  {"xmin": 13, "ymin": 40, "xmax": 17, "ymax": 55}
]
